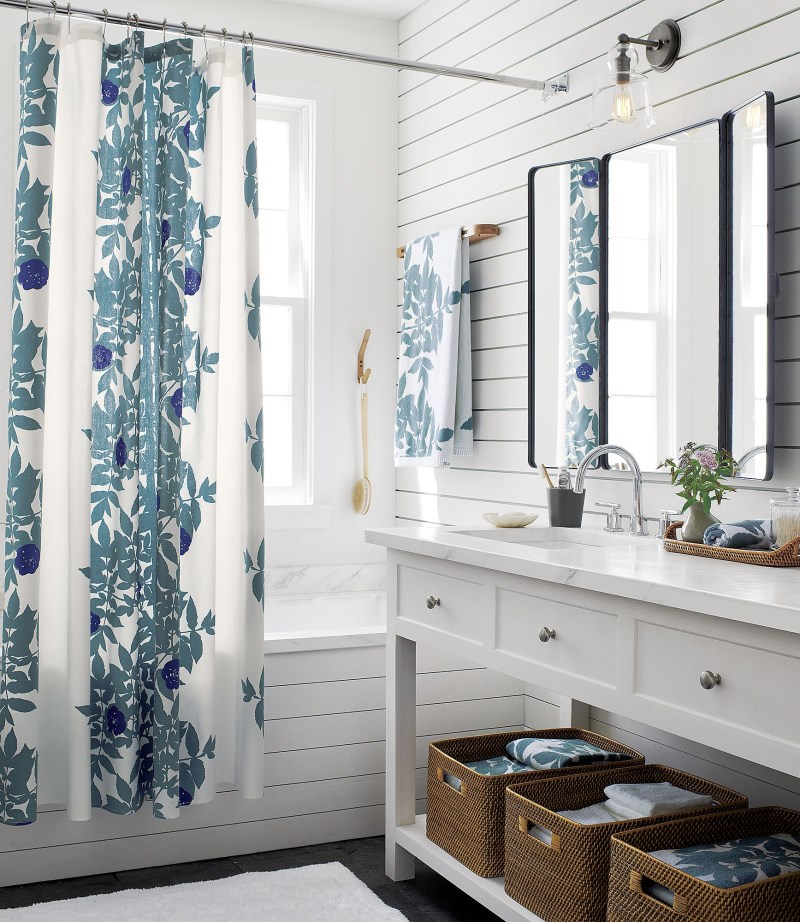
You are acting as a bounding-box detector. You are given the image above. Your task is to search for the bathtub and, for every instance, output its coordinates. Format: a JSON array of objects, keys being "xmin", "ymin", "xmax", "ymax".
[{"xmin": 263, "ymin": 590, "xmax": 387, "ymax": 653}]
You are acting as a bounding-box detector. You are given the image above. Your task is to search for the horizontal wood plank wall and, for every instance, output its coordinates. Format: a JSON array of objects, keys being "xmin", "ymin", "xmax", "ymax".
[
  {"xmin": 0, "ymin": 646, "xmax": 524, "ymax": 886},
  {"xmin": 396, "ymin": 0, "xmax": 800, "ymax": 811},
  {"xmin": 396, "ymin": 0, "xmax": 800, "ymax": 530}
]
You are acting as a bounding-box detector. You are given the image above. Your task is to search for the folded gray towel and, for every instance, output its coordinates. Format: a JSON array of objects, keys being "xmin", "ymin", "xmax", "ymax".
[
  {"xmin": 703, "ymin": 519, "xmax": 775, "ymax": 550},
  {"xmin": 603, "ymin": 782, "xmax": 712, "ymax": 817}
]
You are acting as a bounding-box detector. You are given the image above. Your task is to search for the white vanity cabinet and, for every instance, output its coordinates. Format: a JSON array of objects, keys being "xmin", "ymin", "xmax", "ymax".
[{"xmin": 370, "ymin": 527, "xmax": 800, "ymax": 922}]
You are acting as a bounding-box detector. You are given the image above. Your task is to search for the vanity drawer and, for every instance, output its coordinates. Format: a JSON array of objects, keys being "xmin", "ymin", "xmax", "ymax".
[
  {"xmin": 396, "ymin": 561, "xmax": 484, "ymax": 644},
  {"xmin": 495, "ymin": 582, "xmax": 618, "ymax": 689},
  {"xmin": 634, "ymin": 615, "xmax": 800, "ymax": 750}
]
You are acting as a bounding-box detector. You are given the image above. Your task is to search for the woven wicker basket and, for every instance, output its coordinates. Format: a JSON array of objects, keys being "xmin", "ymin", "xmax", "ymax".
[
  {"xmin": 608, "ymin": 806, "xmax": 800, "ymax": 922},
  {"xmin": 425, "ymin": 728, "xmax": 644, "ymax": 878},
  {"xmin": 663, "ymin": 521, "xmax": 800, "ymax": 567},
  {"xmin": 503, "ymin": 764, "xmax": 747, "ymax": 922}
]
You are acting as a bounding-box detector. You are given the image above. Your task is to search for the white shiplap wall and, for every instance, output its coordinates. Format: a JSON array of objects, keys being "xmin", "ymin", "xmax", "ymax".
[
  {"xmin": 0, "ymin": 644, "xmax": 528, "ymax": 885},
  {"xmin": 398, "ymin": 0, "xmax": 800, "ymax": 808},
  {"xmin": 396, "ymin": 0, "xmax": 800, "ymax": 529}
]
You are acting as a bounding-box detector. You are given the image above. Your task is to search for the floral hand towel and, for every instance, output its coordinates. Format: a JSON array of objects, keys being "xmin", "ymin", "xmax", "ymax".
[
  {"xmin": 395, "ymin": 228, "xmax": 473, "ymax": 467},
  {"xmin": 703, "ymin": 519, "xmax": 776, "ymax": 550},
  {"xmin": 506, "ymin": 737, "xmax": 631, "ymax": 770},
  {"xmin": 649, "ymin": 833, "xmax": 800, "ymax": 889}
]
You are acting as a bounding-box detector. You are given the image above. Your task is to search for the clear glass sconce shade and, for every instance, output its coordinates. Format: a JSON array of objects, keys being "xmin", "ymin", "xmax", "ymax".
[{"xmin": 589, "ymin": 42, "xmax": 656, "ymax": 129}]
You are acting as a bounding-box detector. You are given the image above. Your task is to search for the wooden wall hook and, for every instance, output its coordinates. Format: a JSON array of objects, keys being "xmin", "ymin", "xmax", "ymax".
[{"xmin": 358, "ymin": 329, "xmax": 372, "ymax": 384}]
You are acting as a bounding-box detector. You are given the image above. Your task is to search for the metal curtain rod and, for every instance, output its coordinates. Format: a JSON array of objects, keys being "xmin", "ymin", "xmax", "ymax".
[{"xmin": 4, "ymin": 0, "xmax": 569, "ymax": 97}]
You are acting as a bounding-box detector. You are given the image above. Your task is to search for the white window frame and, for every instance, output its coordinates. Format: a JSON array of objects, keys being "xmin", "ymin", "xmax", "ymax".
[
  {"xmin": 256, "ymin": 86, "xmax": 333, "ymax": 530},
  {"xmin": 258, "ymin": 98, "xmax": 311, "ymax": 507}
]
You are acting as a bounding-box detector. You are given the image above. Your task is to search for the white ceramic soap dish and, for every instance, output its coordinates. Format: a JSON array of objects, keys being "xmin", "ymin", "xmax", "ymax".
[{"xmin": 483, "ymin": 512, "xmax": 539, "ymax": 528}]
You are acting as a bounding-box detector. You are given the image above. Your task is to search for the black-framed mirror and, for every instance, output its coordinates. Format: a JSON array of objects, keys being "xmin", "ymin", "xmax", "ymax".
[
  {"xmin": 527, "ymin": 95, "xmax": 777, "ymax": 478},
  {"xmin": 527, "ymin": 158, "xmax": 601, "ymax": 469},
  {"xmin": 599, "ymin": 119, "xmax": 726, "ymax": 473},
  {"xmin": 724, "ymin": 92, "xmax": 776, "ymax": 480}
]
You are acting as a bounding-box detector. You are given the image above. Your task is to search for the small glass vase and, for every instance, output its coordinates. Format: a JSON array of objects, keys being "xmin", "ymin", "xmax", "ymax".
[{"xmin": 681, "ymin": 502, "xmax": 720, "ymax": 544}]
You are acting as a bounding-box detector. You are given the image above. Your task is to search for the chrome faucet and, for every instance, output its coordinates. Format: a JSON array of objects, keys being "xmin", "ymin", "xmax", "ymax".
[{"xmin": 574, "ymin": 444, "xmax": 648, "ymax": 537}]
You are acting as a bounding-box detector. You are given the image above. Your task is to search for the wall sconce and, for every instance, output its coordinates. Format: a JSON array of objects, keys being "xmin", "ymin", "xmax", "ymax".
[{"xmin": 589, "ymin": 19, "xmax": 681, "ymax": 129}]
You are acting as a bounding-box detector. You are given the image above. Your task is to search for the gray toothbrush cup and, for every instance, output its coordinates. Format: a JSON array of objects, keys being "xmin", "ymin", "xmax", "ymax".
[{"xmin": 547, "ymin": 489, "xmax": 585, "ymax": 528}]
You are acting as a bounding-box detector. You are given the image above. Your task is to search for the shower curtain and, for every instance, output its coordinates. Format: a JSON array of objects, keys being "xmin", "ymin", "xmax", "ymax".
[{"xmin": 0, "ymin": 21, "xmax": 265, "ymax": 825}]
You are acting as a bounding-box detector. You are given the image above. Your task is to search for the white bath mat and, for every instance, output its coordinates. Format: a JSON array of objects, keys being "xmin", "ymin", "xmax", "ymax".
[{"xmin": 0, "ymin": 862, "xmax": 408, "ymax": 921}]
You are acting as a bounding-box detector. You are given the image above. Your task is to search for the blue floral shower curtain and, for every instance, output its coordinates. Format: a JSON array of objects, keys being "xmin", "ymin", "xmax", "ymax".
[{"xmin": 1, "ymin": 20, "xmax": 265, "ymax": 826}]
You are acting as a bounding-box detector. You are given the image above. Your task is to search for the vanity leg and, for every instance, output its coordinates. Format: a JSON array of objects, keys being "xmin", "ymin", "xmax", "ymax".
[
  {"xmin": 559, "ymin": 696, "xmax": 591, "ymax": 728},
  {"xmin": 386, "ymin": 631, "xmax": 417, "ymax": 881}
]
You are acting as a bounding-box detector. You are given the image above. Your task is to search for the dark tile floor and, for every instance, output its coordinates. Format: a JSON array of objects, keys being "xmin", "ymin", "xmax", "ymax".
[{"xmin": 0, "ymin": 836, "xmax": 501, "ymax": 920}]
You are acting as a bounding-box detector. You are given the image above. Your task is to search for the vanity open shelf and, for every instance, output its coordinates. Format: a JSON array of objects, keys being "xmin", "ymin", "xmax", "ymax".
[{"xmin": 368, "ymin": 525, "xmax": 800, "ymax": 921}]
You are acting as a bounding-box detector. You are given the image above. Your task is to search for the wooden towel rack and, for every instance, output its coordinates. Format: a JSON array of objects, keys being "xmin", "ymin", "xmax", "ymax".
[{"xmin": 396, "ymin": 224, "xmax": 500, "ymax": 259}]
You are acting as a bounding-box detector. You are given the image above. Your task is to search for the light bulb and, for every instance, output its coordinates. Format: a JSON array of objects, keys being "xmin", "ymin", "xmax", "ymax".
[{"xmin": 611, "ymin": 84, "xmax": 636, "ymax": 123}]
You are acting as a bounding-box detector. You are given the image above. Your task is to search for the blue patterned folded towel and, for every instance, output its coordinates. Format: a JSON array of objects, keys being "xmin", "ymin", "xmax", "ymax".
[
  {"xmin": 463, "ymin": 756, "xmax": 531, "ymax": 777},
  {"xmin": 506, "ymin": 737, "xmax": 631, "ymax": 770},
  {"xmin": 703, "ymin": 519, "xmax": 775, "ymax": 550},
  {"xmin": 649, "ymin": 833, "xmax": 800, "ymax": 889}
]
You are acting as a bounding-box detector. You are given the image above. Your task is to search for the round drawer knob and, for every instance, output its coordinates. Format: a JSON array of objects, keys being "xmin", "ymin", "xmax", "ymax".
[
  {"xmin": 699, "ymin": 670, "xmax": 721, "ymax": 690},
  {"xmin": 538, "ymin": 626, "xmax": 556, "ymax": 643},
  {"xmin": 426, "ymin": 595, "xmax": 441, "ymax": 610}
]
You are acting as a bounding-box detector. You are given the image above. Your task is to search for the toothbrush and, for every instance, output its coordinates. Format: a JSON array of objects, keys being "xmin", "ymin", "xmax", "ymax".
[{"xmin": 538, "ymin": 464, "xmax": 555, "ymax": 489}]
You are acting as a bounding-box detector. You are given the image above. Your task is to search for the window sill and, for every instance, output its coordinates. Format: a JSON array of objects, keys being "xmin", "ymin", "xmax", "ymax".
[{"xmin": 264, "ymin": 503, "xmax": 332, "ymax": 530}]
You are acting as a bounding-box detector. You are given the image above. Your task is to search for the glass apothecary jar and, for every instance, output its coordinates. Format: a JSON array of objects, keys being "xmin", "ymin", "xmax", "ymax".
[{"xmin": 771, "ymin": 487, "xmax": 800, "ymax": 547}]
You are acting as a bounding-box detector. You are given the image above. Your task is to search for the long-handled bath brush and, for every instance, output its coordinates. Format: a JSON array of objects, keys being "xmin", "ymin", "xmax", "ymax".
[{"xmin": 353, "ymin": 391, "xmax": 372, "ymax": 514}]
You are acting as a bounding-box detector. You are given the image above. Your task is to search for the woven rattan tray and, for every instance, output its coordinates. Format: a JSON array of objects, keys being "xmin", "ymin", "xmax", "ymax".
[{"xmin": 663, "ymin": 521, "xmax": 800, "ymax": 567}]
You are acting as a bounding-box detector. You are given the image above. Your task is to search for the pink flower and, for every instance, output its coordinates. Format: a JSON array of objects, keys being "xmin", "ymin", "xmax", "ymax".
[{"xmin": 694, "ymin": 449, "xmax": 718, "ymax": 471}]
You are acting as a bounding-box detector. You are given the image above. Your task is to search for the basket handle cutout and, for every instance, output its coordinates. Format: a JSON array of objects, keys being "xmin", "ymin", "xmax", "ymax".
[
  {"xmin": 630, "ymin": 871, "xmax": 688, "ymax": 914},
  {"xmin": 436, "ymin": 766, "xmax": 467, "ymax": 797},
  {"xmin": 518, "ymin": 816, "xmax": 560, "ymax": 851}
]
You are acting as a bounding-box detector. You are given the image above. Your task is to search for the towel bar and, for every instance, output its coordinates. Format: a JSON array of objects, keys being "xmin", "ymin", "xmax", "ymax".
[{"xmin": 396, "ymin": 224, "xmax": 500, "ymax": 259}]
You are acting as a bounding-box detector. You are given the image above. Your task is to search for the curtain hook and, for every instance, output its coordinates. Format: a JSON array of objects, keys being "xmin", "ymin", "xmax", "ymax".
[
  {"xmin": 50, "ymin": 1, "xmax": 57, "ymax": 18},
  {"xmin": 66, "ymin": 2, "xmax": 71, "ymax": 34},
  {"xmin": 182, "ymin": 20, "xmax": 188, "ymax": 37},
  {"xmin": 241, "ymin": 29, "xmax": 246, "ymax": 47},
  {"xmin": 221, "ymin": 27, "xmax": 227, "ymax": 47},
  {"xmin": 132, "ymin": 12, "xmax": 138, "ymax": 32},
  {"xmin": 202, "ymin": 24, "xmax": 208, "ymax": 62},
  {"xmin": 162, "ymin": 17, "xmax": 167, "ymax": 45},
  {"xmin": 25, "ymin": 0, "xmax": 29, "ymax": 26},
  {"xmin": 126, "ymin": 12, "xmax": 131, "ymax": 42},
  {"xmin": 102, "ymin": 7, "xmax": 108, "ymax": 42},
  {"xmin": 249, "ymin": 31, "xmax": 255, "ymax": 51}
]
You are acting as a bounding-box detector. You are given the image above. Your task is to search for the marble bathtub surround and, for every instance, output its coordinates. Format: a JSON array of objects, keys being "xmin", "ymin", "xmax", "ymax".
[{"xmin": 265, "ymin": 563, "xmax": 386, "ymax": 597}]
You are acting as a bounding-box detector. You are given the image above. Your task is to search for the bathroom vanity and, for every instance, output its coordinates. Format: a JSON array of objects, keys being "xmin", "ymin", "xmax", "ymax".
[{"xmin": 367, "ymin": 525, "xmax": 800, "ymax": 922}]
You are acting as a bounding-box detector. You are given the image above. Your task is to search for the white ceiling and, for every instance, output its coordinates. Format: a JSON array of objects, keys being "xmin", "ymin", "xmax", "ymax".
[{"xmin": 276, "ymin": 0, "xmax": 424, "ymax": 19}]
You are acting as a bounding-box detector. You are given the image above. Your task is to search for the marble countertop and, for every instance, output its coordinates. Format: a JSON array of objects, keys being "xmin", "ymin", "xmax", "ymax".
[{"xmin": 365, "ymin": 525, "xmax": 800, "ymax": 635}]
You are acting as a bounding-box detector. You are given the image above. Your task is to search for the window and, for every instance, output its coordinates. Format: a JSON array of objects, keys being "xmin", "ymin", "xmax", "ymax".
[{"xmin": 257, "ymin": 97, "xmax": 313, "ymax": 505}]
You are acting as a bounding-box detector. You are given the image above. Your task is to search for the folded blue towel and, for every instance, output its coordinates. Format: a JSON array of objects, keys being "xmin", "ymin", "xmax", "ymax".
[
  {"xmin": 649, "ymin": 833, "xmax": 800, "ymax": 890},
  {"xmin": 703, "ymin": 519, "xmax": 775, "ymax": 550},
  {"xmin": 506, "ymin": 737, "xmax": 631, "ymax": 770},
  {"xmin": 463, "ymin": 756, "xmax": 530, "ymax": 776}
]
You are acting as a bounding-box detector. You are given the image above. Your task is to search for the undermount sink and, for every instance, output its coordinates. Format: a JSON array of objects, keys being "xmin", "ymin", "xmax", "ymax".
[{"xmin": 452, "ymin": 526, "xmax": 638, "ymax": 550}]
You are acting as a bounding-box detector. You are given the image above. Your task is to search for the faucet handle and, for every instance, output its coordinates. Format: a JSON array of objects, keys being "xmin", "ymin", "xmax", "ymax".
[
  {"xmin": 596, "ymin": 501, "xmax": 625, "ymax": 534},
  {"xmin": 657, "ymin": 509, "xmax": 681, "ymax": 540}
]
